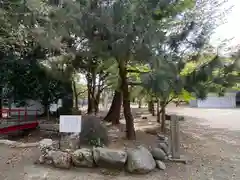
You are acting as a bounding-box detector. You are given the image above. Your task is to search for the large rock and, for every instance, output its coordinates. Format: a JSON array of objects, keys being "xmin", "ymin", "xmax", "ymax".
[
  {"xmin": 38, "ymin": 139, "xmax": 59, "ymax": 165},
  {"xmin": 158, "ymin": 142, "xmax": 168, "ymax": 155},
  {"xmin": 80, "ymin": 116, "xmax": 109, "ymax": 147},
  {"xmin": 39, "ymin": 139, "xmax": 58, "ymax": 155},
  {"xmin": 156, "ymin": 160, "xmax": 166, "ymax": 170},
  {"xmin": 36, "ymin": 154, "xmax": 53, "ymax": 165},
  {"xmin": 151, "ymin": 148, "xmax": 167, "ymax": 161},
  {"xmin": 38, "ymin": 155, "xmax": 46, "ymax": 164},
  {"xmin": 60, "ymin": 133, "xmax": 80, "ymax": 151},
  {"xmin": 47, "ymin": 150, "xmax": 71, "ymax": 169},
  {"xmin": 157, "ymin": 134, "xmax": 168, "ymax": 144},
  {"xmin": 126, "ymin": 146, "xmax": 156, "ymax": 174},
  {"xmin": 93, "ymin": 147, "xmax": 127, "ymax": 169},
  {"xmin": 71, "ymin": 148, "xmax": 94, "ymax": 167}
]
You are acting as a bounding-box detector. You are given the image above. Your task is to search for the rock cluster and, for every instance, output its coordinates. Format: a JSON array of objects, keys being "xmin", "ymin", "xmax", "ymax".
[
  {"xmin": 156, "ymin": 134, "xmax": 170, "ymax": 155},
  {"xmin": 72, "ymin": 148, "xmax": 94, "ymax": 167},
  {"xmin": 37, "ymin": 137, "xmax": 170, "ymax": 174},
  {"xmin": 126, "ymin": 146, "xmax": 156, "ymax": 174}
]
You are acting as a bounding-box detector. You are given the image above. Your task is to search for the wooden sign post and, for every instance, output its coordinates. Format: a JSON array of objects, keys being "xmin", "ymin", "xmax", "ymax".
[
  {"xmin": 59, "ymin": 115, "xmax": 82, "ymax": 150},
  {"xmin": 59, "ymin": 115, "xmax": 81, "ymax": 133}
]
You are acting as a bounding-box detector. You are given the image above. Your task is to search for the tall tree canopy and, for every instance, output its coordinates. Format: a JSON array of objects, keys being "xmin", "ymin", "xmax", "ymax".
[{"xmin": 1, "ymin": 0, "xmax": 238, "ymax": 139}]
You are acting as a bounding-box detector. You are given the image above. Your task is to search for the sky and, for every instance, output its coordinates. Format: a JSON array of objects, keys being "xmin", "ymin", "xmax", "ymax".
[{"xmin": 211, "ymin": 0, "xmax": 240, "ymax": 50}]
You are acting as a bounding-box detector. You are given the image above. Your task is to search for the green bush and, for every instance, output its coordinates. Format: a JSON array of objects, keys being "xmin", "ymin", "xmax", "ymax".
[{"xmin": 80, "ymin": 115, "xmax": 109, "ymax": 147}]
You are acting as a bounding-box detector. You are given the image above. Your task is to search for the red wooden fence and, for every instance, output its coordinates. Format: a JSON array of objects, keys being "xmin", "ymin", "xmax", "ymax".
[{"xmin": 0, "ymin": 108, "xmax": 39, "ymax": 134}]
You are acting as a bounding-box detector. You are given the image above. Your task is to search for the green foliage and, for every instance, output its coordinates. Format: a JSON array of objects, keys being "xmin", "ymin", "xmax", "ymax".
[
  {"xmin": 1, "ymin": 0, "xmax": 237, "ymax": 122},
  {"xmin": 153, "ymin": 0, "xmax": 195, "ymax": 20},
  {"xmin": 0, "ymin": 0, "xmax": 73, "ymax": 106},
  {"xmin": 98, "ymin": 58, "xmax": 120, "ymax": 90},
  {"xmin": 88, "ymin": 137, "xmax": 104, "ymax": 147},
  {"xmin": 1, "ymin": 58, "xmax": 66, "ymax": 105},
  {"xmin": 143, "ymin": 52, "xmax": 240, "ymax": 106},
  {"xmin": 233, "ymin": 83, "xmax": 240, "ymax": 91},
  {"xmin": 75, "ymin": 83, "xmax": 88, "ymax": 99},
  {"xmin": 175, "ymin": 89, "xmax": 195, "ymax": 102},
  {"xmin": 80, "ymin": 116, "xmax": 109, "ymax": 147},
  {"xmin": 129, "ymin": 86, "xmax": 146, "ymax": 101}
]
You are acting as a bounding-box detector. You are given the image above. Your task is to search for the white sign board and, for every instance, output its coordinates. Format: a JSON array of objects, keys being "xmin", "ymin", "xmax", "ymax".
[{"xmin": 59, "ymin": 115, "xmax": 81, "ymax": 133}]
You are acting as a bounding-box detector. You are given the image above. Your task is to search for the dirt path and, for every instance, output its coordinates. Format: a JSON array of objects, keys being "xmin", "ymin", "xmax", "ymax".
[
  {"xmin": 178, "ymin": 118, "xmax": 240, "ymax": 180},
  {"xmin": 0, "ymin": 108, "xmax": 240, "ymax": 179}
]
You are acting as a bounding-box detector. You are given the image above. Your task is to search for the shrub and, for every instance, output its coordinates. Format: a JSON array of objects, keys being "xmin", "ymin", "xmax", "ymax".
[{"xmin": 80, "ymin": 115, "xmax": 109, "ymax": 147}]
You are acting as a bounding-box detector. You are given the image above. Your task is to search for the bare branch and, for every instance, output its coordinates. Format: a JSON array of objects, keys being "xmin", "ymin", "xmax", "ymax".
[
  {"xmin": 127, "ymin": 69, "xmax": 150, "ymax": 73},
  {"xmin": 128, "ymin": 81, "xmax": 142, "ymax": 86},
  {"xmin": 77, "ymin": 89, "xmax": 88, "ymax": 96}
]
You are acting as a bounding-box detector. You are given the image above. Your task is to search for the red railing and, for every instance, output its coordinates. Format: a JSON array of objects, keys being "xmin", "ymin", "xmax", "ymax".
[
  {"xmin": 0, "ymin": 108, "xmax": 39, "ymax": 134},
  {"xmin": 0, "ymin": 108, "xmax": 38, "ymax": 121}
]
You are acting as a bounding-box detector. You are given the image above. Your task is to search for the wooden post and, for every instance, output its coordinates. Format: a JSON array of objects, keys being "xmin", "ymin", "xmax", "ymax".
[
  {"xmin": 24, "ymin": 109, "xmax": 27, "ymax": 121},
  {"xmin": 35, "ymin": 110, "xmax": 38, "ymax": 122},
  {"xmin": 18, "ymin": 109, "xmax": 21, "ymax": 121}
]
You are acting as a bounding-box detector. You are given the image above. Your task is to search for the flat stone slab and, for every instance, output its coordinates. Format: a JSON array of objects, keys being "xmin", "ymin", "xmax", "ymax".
[{"xmin": 0, "ymin": 139, "xmax": 39, "ymax": 148}]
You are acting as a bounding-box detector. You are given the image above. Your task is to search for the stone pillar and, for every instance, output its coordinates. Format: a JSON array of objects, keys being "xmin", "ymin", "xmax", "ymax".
[{"xmin": 170, "ymin": 115, "xmax": 180, "ymax": 159}]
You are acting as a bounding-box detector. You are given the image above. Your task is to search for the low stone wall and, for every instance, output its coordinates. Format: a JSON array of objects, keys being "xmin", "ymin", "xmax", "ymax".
[
  {"xmin": 0, "ymin": 140, "xmax": 39, "ymax": 148},
  {"xmin": 36, "ymin": 136, "xmax": 170, "ymax": 174}
]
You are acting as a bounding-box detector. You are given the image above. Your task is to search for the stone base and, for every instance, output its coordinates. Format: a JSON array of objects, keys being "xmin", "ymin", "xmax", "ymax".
[
  {"xmin": 168, "ymin": 155, "xmax": 189, "ymax": 164},
  {"xmin": 59, "ymin": 133, "xmax": 80, "ymax": 151}
]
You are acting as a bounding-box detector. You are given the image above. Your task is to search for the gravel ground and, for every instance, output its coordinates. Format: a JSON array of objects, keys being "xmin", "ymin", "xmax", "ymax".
[{"xmin": 0, "ymin": 107, "xmax": 240, "ymax": 180}]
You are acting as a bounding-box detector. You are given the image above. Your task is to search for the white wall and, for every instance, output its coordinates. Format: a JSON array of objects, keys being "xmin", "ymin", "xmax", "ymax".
[
  {"xmin": 2, "ymin": 99, "xmax": 62, "ymax": 116},
  {"xmin": 8, "ymin": 100, "xmax": 44, "ymax": 116},
  {"xmin": 190, "ymin": 93, "xmax": 237, "ymax": 108},
  {"xmin": 189, "ymin": 99, "xmax": 198, "ymax": 107}
]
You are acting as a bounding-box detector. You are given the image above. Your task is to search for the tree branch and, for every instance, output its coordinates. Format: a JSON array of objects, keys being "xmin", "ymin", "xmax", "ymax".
[
  {"xmin": 128, "ymin": 81, "xmax": 142, "ymax": 86},
  {"xmin": 127, "ymin": 69, "xmax": 149, "ymax": 73},
  {"xmin": 77, "ymin": 89, "xmax": 88, "ymax": 96},
  {"xmin": 165, "ymin": 96, "xmax": 176, "ymax": 106}
]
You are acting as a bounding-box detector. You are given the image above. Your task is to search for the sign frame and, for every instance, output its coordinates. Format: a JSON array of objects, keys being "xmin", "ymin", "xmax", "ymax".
[{"xmin": 59, "ymin": 115, "xmax": 82, "ymax": 133}]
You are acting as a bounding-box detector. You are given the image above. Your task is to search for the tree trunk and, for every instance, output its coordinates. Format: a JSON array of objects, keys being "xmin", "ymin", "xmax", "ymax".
[
  {"xmin": 86, "ymin": 69, "xmax": 98, "ymax": 114},
  {"xmin": 73, "ymin": 80, "xmax": 79, "ymax": 110},
  {"xmin": 0, "ymin": 86, "xmax": 2, "ymax": 118},
  {"xmin": 87, "ymin": 74, "xmax": 94, "ymax": 114},
  {"xmin": 42, "ymin": 91, "xmax": 50, "ymax": 117},
  {"xmin": 148, "ymin": 101, "xmax": 152, "ymax": 112},
  {"xmin": 61, "ymin": 96, "xmax": 73, "ymax": 115},
  {"xmin": 160, "ymin": 104, "xmax": 166, "ymax": 133},
  {"xmin": 132, "ymin": 98, "xmax": 135, "ymax": 103},
  {"xmin": 151, "ymin": 100, "xmax": 155, "ymax": 116},
  {"xmin": 60, "ymin": 81, "xmax": 73, "ymax": 115},
  {"xmin": 94, "ymin": 91, "xmax": 100, "ymax": 115},
  {"xmin": 8, "ymin": 98, "xmax": 12, "ymax": 117},
  {"xmin": 47, "ymin": 105, "xmax": 50, "ymax": 121},
  {"xmin": 138, "ymin": 99, "xmax": 142, "ymax": 108},
  {"xmin": 157, "ymin": 99, "xmax": 160, "ymax": 123},
  {"xmin": 148, "ymin": 100, "xmax": 155, "ymax": 116},
  {"xmin": 104, "ymin": 91, "xmax": 122, "ymax": 125},
  {"xmin": 0, "ymin": 91, "xmax": 2, "ymax": 118},
  {"xmin": 119, "ymin": 61, "xmax": 136, "ymax": 140},
  {"xmin": 42, "ymin": 104, "xmax": 48, "ymax": 117},
  {"xmin": 42, "ymin": 103, "xmax": 50, "ymax": 120},
  {"xmin": 87, "ymin": 92, "xmax": 94, "ymax": 114}
]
